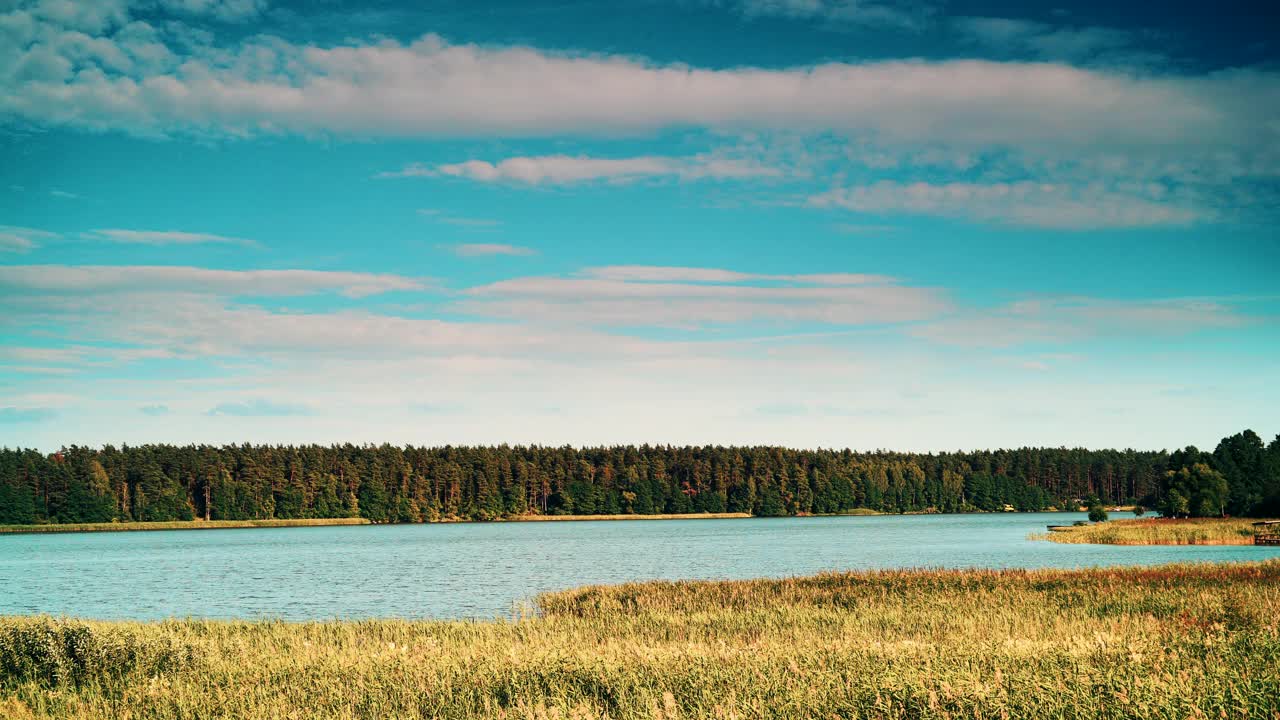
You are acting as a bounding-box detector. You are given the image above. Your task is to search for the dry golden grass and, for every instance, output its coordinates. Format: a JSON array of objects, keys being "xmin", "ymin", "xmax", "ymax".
[
  {"xmin": 3, "ymin": 561, "xmax": 1279, "ymax": 718},
  {"xmin": 1034, "ymin": 517, "xmax": 1268, "ymax": 545}
]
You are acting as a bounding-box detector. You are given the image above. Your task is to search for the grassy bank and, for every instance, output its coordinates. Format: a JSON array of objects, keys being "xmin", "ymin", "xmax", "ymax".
[
  {"xmin": 0, "ymin": 517, "xmax": 371, "ymax": 535},
  {"xmin": 1034, "ymin": 517, "xmax": 1269, "ymax": 545},
  {"xmin": 3, "ymin": 561, "xmax": 1279, "ymax": 719}
]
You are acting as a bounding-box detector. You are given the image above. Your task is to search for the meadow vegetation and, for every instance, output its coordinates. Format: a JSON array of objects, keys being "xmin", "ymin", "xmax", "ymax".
[
  {"xmin": 3, "ymin": 561, "xmax": 1278, "ymax": 719},
  {"xmin": 1035, "ymin": 517, "xmax": 1267, "ymax": 545}
]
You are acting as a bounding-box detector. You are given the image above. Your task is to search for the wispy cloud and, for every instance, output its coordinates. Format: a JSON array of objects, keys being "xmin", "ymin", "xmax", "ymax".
[
  {"xmin": 0, "ymin": 407, "xmax": 58, "ymax": 424},
  {"xmin": 581, "ymin": 266, "xmax": 895, "ymax": 285},
  {"xmin": 808, "ymin": 180, "xmax": 1205, "ymax": 229},
  {"xmin": 0, "ymin": 265, "xmax": 426, "ymax": 298},
  {"xmin": 49, "ymin": 189, "xmax": 82, "ymax": 199},
  {"xmin": 417, "ymin": 209, "xmax": 503, "ymax": 229},
  {"xmin": 206, "ymin": 398, "xmax": 312, "ymax": 417},
  {"xmin": 385, "ymin": 154, "xmax": 781, "ymax": 186},
  {"xmin": 0, "ymin": 226, "xmax": 57, "ymax": 253},
  {"xmin": 911, "ymin": 297, "xmax": 1252, "ymax": 348},
  {"xmin": 86, "ymin": 229, "xmax": 262, "ymax": 248},
  {"xmin": 459, "ymin": 267, "xmax": 946, "ymax": 327},
  {"xmin": 139, "ymin": 404, "xmax": 171, "ymax": 416},
  {"xmin": 157, "ymin": 0, "xmax": 269, "ymax": 22},
  {"xmin": 953, "ymin": 16, "xmax": 1157, "ymax": 65},
  {"xmin": 445, "ymin": 243, "xmax": 537, "ymax": 257},
  {"xmin": 718, "ymin": 0, "xmax": 936, "ymax": 31}
]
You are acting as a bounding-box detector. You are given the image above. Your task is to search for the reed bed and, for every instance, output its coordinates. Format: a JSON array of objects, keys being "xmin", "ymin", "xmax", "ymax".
[
  {"xmin": 1034, "ymin": 517, "xmax": 1265, "ymax": 545},
  {"xmin": 0, "ymin": 517, "xmax": 371, "ymax": 535},
  {"xmin": 2, "ymin": 561, "xmax": 1278, "ymax": 719}
]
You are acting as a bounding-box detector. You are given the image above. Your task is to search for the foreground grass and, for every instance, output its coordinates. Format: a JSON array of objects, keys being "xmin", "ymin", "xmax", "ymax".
[
  {"xmin": 0, "ymin": 517, "xmax": 371, "ymax": 535},
  {"xmin": 1034, "ymin": 517, "xmax": 1268, "ymax": 545},
  {"xmin": 3, "ymin": 561, "xmax": 1279, "ymax": 719}
]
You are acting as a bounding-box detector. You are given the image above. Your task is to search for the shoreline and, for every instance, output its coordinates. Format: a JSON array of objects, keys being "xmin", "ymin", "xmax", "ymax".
[
  {"xmin": 0, "ymin": 508, "xmax": 1101, "ymax": 535},
  {"xmin": 0, "ymin": 517, "xmax": 372, "ymax": 535}
]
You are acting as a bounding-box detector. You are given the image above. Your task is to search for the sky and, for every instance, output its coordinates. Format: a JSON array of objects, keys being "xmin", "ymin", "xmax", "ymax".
[{"xmin": 1, "ymin": 0, "xmax": 1277, "ymax": 452}]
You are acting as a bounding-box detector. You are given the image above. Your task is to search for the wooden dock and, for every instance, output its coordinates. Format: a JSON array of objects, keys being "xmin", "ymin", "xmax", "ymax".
[{"xmin": 1253, "ymin": 520, "xmax": 1280, "ymax": 546}]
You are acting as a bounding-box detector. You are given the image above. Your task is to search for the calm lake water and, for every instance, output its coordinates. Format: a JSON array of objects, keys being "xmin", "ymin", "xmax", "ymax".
[{"xmin": 3, "ymin": 513, "xmax": 1277, "ymax": 621}]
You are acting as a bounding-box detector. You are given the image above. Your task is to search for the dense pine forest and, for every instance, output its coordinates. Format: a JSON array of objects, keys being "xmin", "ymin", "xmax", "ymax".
[{"xmin": 1, "ymin": 431, "xmax": 1277, "ymax": 526}]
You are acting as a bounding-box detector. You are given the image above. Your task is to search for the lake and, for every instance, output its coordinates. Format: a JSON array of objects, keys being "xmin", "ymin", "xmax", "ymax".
[{"xmin": 3, "ymin": 512, "xmax": 1277, "ymax": 620}]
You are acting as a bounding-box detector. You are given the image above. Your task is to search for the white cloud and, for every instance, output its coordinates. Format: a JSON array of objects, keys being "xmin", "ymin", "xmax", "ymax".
[
  {"xmin": 386, "ymin": 154, "xmax": 782, "ymax": 185},
  {"xmin": 2, "ymin": 22, "xmax": 1275, "ymax": 157},
  {"xmin": 0, "ymin": 265, "xmax": 426, "ymax": 297},
  {"xmin": 911, "ymin": 297, "xmax": 1252, "ymax": 347},
  {"xmin": 447, "ymin": 243, "xmax": 537, "ymax": 257},
  {"xmin": 0, "ymin": 225, "xmax": 56, "ymax": 252},
  {"xmin": 808, "ymin": 180, "xmax": 1205, "ymax": 228},
  {"xmin": 459, "ymin": 269, "xmax": 948, "ymax": 327},
  {"xmin": 581, "ymin": 266, "xmax": 895, "ymax": 285},
  {"xmin": 87, "ymin": 228, "xmax": 260, "ymax": 247}
]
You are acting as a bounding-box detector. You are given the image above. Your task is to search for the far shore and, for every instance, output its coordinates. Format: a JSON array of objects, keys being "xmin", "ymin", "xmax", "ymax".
[
  {"xmin": 2, "ymin": 506, "xmax": 1108, "ymax": 536},
  {"xmin": 0, "ymin": 517, "xmax": 372, "ymax": 535}
]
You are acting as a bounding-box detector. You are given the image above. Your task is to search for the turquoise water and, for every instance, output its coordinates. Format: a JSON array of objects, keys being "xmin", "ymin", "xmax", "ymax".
[{"xmin": 2, "ymin": 513, "xmax": 1277, "ymax": 620}]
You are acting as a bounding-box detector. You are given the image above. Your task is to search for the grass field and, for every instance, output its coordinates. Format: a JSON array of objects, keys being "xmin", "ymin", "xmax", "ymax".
[
  {"xmin": 1034, "ymin": 517, "xmax": 1269, "ymax": 545},
  {"xmin": 3, "ymin": 561, "xmax": 1278, "ymax": 719},
  {"xmin": 0, "ymin": 517, "xmax": 371, "ymax": 535}
]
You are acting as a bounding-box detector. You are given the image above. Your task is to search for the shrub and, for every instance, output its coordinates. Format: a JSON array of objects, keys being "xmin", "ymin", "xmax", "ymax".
[{"xmin": 0, "ymin": 617, "xmax": 196, "ymax": 688}]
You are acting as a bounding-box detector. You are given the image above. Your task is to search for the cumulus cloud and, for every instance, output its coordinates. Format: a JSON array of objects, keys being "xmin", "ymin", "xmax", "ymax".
[
  {"xmin": 447, "ymin": 243, "xmax": 537, "ymax": 257},
  {"xmin": 384, "ymin": 154, "xmax": 782, "ymax": 185},
  {"xmin": 808, "ymin": 180, "xmax": 1206, "ymax": 228},
  {"xmin": 0, "ymin": 265, "xmax": 426, "ymax": 297},
  {"xmin": 86, "ymin": 229, "xmax": 260, "ymax": 247}
]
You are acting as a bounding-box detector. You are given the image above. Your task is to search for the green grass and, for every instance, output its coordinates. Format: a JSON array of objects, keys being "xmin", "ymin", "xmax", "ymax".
[
  {"xmin": 1033, "ymin": 517, "xmax": 1268, "ymax": 545},
  {"xmin": 3, "ymin": 561, "xmax": 1279, "ymax": 718},
  {"xmin": 0, "ymin": 517, "xmax": 371, "ymax": 535}
]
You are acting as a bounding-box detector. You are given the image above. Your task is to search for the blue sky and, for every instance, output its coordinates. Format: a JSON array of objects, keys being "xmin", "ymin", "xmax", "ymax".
[{"xmin": 1, "ymin": 0, "xmax": 1277, "ymax": 451}]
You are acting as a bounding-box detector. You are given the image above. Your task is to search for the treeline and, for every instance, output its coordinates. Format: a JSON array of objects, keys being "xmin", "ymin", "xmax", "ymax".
[{"xmin": 1, "ymin": 430, "xmax": 1277, "ymax": 525}]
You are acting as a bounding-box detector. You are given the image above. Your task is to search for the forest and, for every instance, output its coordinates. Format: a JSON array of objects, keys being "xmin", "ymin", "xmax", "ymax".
[{"xmin": 1, "ymin": 430, "xmax": 1276, "ymax": 526}]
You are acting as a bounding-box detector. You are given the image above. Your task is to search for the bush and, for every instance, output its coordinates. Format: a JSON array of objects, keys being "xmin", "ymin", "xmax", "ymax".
[
  {"xmin": 0, "ymin": 618, "xmax": 196, "ymax": 688},
  {"xmin": 1088, "ymin": 503, "xmax": 1109, "ymax": 523}
]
